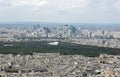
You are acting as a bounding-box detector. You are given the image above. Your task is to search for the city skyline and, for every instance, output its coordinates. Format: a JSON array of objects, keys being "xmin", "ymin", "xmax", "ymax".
[{"xmin": 0, "ymin": 0, "xmax": 120, "ymax": 23}]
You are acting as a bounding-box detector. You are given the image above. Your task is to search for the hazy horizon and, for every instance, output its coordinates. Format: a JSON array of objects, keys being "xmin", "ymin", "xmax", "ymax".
[{"xmin": 0, "ymin": 22, "xmax": 120, "ymax": 24}]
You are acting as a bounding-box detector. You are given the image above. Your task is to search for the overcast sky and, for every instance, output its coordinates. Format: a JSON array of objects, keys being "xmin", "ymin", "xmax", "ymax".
[{"xmin": 0, "ymin": 0, "xmax": 120, "ymax": 23}]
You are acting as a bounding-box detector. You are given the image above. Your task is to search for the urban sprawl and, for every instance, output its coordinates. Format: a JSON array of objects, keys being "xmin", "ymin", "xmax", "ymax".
[
  {"xmin": 0, "ymin": 53, "xmax": 120, "ymax": 77},
  {"xmin": 0, "ymin": 24, "xmax": 120, "ymax": 77},
  {"xmin": 0, "ymin": 24, "xmax": 120, "ymax": 48}
]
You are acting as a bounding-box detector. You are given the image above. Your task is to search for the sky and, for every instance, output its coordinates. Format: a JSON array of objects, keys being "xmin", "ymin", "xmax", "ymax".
[{"xmin": 0, "ymin": 0, "xmax": 120, "ymax": 23}]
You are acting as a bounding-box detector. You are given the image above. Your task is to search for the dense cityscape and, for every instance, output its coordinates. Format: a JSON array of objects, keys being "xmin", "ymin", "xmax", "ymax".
[
  {"xmin": 0, "ymin": 23, "xmax": 120, "ymax": 48},
  {"xmin": 0, "ymin": 23, "xmax": 120, "ymax": 77},
  {"xmin": 0, "ymin": 53, "xmax": 120, "ymax": 77}
]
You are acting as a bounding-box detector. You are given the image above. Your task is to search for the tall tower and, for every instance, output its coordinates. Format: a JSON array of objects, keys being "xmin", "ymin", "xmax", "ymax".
[
  {"xmin": 76, "ymin": 27, "xmax": 82, "ymax": 38},
  {"xmin": 62, "ymin": 25, "xmax": 69, "ymax": 37},
  {"xmin": 44, "ymin": 27, "xmax": 50, "ymax": 38},
  {"xmin": 69, "ymin": 25, "xmax": 76, "ymax": 38}
]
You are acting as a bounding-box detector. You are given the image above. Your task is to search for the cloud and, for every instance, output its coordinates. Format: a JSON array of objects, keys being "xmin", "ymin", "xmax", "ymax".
[
  {"xmin": 49, "ymin": 0, "xmax": 89, "ymax": 10},
  {"xmin": 113, "ymin": 0, "xmax": 120, "ymax": 11},
  {"xmin": 0, "ymin": 0, "xmax": 48, "ymax": 7},
  {"xmin": 0, "ymin": 0, "xmax": 120, "ymax": 23},
  {"xmin": 36, "ymin": 1, "xmax": 48, "ymax": 7}
]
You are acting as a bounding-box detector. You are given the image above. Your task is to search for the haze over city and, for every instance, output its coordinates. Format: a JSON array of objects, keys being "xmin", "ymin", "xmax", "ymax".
[{"xmin": 0, "ymin": 0, "xmax": 120, "ymax": 23}]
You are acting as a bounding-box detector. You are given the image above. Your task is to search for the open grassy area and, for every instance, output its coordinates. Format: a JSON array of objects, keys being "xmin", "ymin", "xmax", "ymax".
[{"xmin": 0, "ymin": 41, "xmax": 120, "ymax": 57}]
